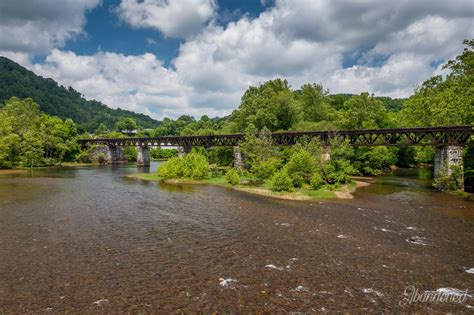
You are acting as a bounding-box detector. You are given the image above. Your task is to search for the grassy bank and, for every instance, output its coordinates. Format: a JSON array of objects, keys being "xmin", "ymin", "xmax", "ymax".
[{"xmin": 128, "ymin": 173, "xmax": 363, "ymax": 201}]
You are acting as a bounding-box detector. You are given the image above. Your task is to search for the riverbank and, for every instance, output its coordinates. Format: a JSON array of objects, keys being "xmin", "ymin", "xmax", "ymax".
[
  {"xmin": 128, "ymin": 173, "xmax": 367, "ymax": 201},
  {"xmin": 0, "ymin": 169, "xmax": 26, "ymax": 175}
]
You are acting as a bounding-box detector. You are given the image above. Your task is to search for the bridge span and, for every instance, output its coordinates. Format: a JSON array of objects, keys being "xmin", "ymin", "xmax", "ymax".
[{"xmin": 78, "ymin": 125, "xmax": 473, "ymax": 182}]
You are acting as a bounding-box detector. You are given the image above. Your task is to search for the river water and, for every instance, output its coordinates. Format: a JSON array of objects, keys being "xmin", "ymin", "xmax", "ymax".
[{"xmin": 0, "ymin": 163, "xmax": 473, "ymax": 313}]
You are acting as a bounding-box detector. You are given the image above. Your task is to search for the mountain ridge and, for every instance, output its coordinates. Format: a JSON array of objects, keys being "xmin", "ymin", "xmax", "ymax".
[{"xmin": 0, "ymin": 56, "xmax": 160, "ymax": 132}]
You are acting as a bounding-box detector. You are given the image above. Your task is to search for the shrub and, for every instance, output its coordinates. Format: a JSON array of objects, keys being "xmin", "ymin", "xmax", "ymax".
[
  {"xmin": 157, "ymin": 157, "xmax": 182, "ymax": 179},
  {"xmin": 284, "ymin": 149, "xmax": 317, "ymax": 186},
  {"xmin": 250, "ymin": 157, "xmax": 281, "ymax": 180},
  {"xmin": 310, "ymin": 172, "xmax": 324, "ymax": 189},
  {"xmin": 98, "ymin": 152, "xmax": 106, "ymax": 165},
  {"xmin": 433, "ymin": 164, "xmax": 463, "ymax": 191},
  {"xmin": 324, "ymin": 159, "xmax": 354, "ymax": 185},
  {"xmin": 181, "ymin": 152, "xmax": 209, "ymax": 179},
  {"xmin": 157, "ymin": 152, "xmax": 209, "ymax": 180},
  {"xmin": 271, "ymin": 170, "xmax": 293, "ymax": 191},
  {"xmin": 75, "ymin": 150, "xmax": 92, "ymax": 163},
  {"xmin": 225, "ymin": 168, "xmax": 240, "ymax": 185},
  {"xmin": 124, "ymin": 147, "xmax": 137, "ymax": 161}
]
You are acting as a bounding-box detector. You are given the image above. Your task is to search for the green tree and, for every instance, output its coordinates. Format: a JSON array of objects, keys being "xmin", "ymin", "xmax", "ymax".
[
  {"xmin": 115, "ymin": 118, "xmax": 138, "ymax": 134},
  {"xmin": 296, "ymin": 83, "xmax": 331, "ymax": 122},
  {"xmin": 340, "ymin": 93, "xmax": 389, "ymax": 129},
  {"xmin": 232, "ymin": 79, "xmax": 298, "ymax": 131},
  {"xmin": 400, "ymin": 39, "xmax": 473, "ymax": 126}
]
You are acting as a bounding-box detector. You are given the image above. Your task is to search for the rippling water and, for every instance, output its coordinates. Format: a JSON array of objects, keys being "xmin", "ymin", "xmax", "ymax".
[{"xmin": 0, "ymin": 163, "xmax": 473, "ymax": 313}]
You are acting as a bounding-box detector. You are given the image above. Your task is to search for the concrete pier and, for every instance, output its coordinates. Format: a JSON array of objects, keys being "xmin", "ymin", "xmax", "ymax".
[
  {"xmin": 434, "ymin": 145, "xmax": 463, "ymax": 187},
  {"xmin": 137, "ymin": 146, "xmax": 150, "ymax": 166},
  {"xmin": 233, "ymin": 146, "xmax": 244, "ymax": 169}
]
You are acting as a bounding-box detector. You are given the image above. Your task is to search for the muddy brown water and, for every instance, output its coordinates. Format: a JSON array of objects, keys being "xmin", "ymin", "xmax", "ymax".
[{"xmin": 0, "ymin": 164, "xmax": 473, "ymax": 313}]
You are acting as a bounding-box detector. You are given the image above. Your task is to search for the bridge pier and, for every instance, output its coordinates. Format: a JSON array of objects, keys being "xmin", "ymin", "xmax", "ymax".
[
  {"xmin": 92, "ymin": 145, "xmax": 124, "ymax": 164},
  {"xmin": 108, "ymin": 146, "xmax": 126, "ymax": 164},
  {"xmin": 321, "ymin": 146, "xmax": 331, "ymax": 161},
  {"xmin": 178, "ymin": 145, "xmax": 192, "ymax": 158},
  {"xmin": 434, "ymin": 145, "xmax": 464, "ymax": 188},
  {"xmin": 137, "ymin": 146, "xmax": 150, "ymax": 166},
  {"xmin": 233, "ymin": 146, "xmax": 244, "ymax": 169}
]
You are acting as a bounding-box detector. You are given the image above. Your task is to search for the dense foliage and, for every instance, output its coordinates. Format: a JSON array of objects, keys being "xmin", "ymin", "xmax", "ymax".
[
  {"xmin": 0, "ymin": 97, "xmax": 78, "ymax": 168},
  {"xmin": 157, "ymin": 152, "xmax": 209, "ymax": 180},
  {"xmin": 0, "ymin": 57, "xmax": 159, "ymax": 132}
]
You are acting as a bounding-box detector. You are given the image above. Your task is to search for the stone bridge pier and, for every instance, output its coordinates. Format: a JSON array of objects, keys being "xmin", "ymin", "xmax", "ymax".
[
  {"xmin": 92, "ymin": 145, "xmax": 125, "ymax": 164},
  {"xmin": 434, "ymin": 145, "xmax": 464, "ymax": 187},
  {"xmin": 178, "ymin": 145, "xmax": 192, "ymax": 158},
  {"xmin": 233, "ymin": 146, "xmax": 244, "ymax": 169},
  {"xmin": 137, "ymin": 145, "xmax": 150, "ymax": 166}
]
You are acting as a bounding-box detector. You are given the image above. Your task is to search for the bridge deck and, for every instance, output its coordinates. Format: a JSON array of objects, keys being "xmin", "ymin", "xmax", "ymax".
[{"xmin": 78, "ymin": 125, "xmax": 473, "ymax": 147}]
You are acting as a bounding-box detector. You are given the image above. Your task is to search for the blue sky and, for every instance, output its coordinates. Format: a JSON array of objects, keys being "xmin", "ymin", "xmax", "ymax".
[
  {"xmin": 65, "ymin": 0, "xmax": 271, "ymax": 67},
  {"xmin": 0, "ymin": 0, "xmax": 472, "ymax": 119}
]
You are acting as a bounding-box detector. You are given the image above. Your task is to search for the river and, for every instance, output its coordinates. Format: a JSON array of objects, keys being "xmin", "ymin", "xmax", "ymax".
[{"xmin": 0, "ymin": 163, "xmax": 473, "ymax": 313}]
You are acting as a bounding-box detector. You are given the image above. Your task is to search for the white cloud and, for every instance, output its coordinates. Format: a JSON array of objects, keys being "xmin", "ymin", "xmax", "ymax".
[
  {"xmin": 0, "ymin": 0, "xmax": 101, "ymax": 55},
  {"xmin": 1, "ymin": 0, "xmax": 473, "ymax": 119},
  {"xmin": 31, "ymin": 49, "xmax": 228, "ymax": 119},
  {"xmin": 117, "ymin": 0, "xmax": 217, "ymax": 38}
]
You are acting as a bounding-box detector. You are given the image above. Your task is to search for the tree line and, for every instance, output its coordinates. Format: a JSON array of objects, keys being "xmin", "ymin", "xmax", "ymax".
[{"xmin": 0, "ymin": 40, "xmax": 472, "ymax": 188}]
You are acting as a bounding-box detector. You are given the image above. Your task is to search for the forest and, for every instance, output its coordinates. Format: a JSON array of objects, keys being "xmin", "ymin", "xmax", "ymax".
[
  {"xmin": 0, "ymin": 40, "xmax": 472, "ymax": 192},
  {"xmin": 0, "ymin": 57, "xmax": 159, "ymax": 132}
]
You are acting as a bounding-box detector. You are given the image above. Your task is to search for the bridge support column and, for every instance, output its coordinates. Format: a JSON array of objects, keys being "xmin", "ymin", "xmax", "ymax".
[
  {"xmin": 137, "ymin": 146, "xmax": 150, "ymax": 166},
  {"xmin": 93, "ymin": 145, "xmax": 122, "ymax": 164},
  {"xmin": 178, "ymin": 145, "xmax": 192, "ymax": 158},
  {"xmin": 321, "ymin": 146, "xmax": 331, "ymax": 161},
  {"xmin": 233, "ymin": 146, "xmax": 244, "ymax": 169},
  {"xmin": 107, "ymin": 146, "xmax": 126, "ymax": 164},
  {"xmin": 434, "ymin": 145, "xmax": 464, "ymax": 188}
]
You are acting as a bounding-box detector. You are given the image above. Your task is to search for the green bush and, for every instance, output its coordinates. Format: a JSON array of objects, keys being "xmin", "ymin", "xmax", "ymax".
[
  {"xmin": 250, "ymin": 157, "xmax": 281, "ymax": 180},
  {"xmin": 324, "ymin": 159, "xmax": 354, "ymax": 184},
  {"xmin": 181, "ymin": 152, "xmax": 209, "ymax": 179},
  {"xmin": 270, "ymin": 170, "xmax": 293, "ymax": 191},
  {"xmin": 225, "ymin": 168, "xmax": 240, "ymax": 185},
  {"xmin": 98, "ymin": 152, "xmax": 106, "ymax": 165},
  {"xmin": 310, "ymin": 172, "xmax": 324, "ymax": 189},
  {"xmin": 353, "ymin": 147, "xmax": 397, "ymax": 175},
  {"xmin": 157, "ymin": 157, "xmax": 182, "ymax": 179},
  {"xmin": 150, "ymin": 148, "xmax": 178, "ymax": 159},
  {"xmin": 75, "ymin": 150, "xmax": 92, "ymax": 163},
  {"xmin": 124, "ymin": 147, "xmax": 137, "ymax": 161},
  {"xmin": 433, "ymin": 164, "xmax": 463, "ymax": 191},
  {"xmin": 157, "ymin": 152, "xmax": 209, "ymax": 180},
  {"xmin": 284, "ymin": 149, "xmax": 317, "ymax": 187}
]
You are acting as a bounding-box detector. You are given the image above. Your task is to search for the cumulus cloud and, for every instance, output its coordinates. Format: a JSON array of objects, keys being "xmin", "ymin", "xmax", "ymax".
[
  {"xmin": 171, "ymin": 0, "xmax": 473, "ymax": 101},
  {"xmin": 117, "ymin": 0, "xmax": 217, "ymax": 38},
  {"xmin": 31, "ymin": 49, "xmax": 229, "ymax": 119},
  {"xmin": 0, "ymin": 0, "xmax": 100, "ymax": 55},
  {"xmin": 1, "ymin": 0, "xmax": 473, "ymax": 118}
]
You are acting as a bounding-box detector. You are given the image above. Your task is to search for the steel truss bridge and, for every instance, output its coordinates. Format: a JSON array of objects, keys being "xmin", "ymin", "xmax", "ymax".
[{"xmin": 78, "ymin": 125, "xmax": 473, "ymax": 148}]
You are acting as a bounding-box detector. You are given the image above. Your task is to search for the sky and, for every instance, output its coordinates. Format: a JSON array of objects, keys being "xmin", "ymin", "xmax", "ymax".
[{"xmin": 0, "ymin": 0, "xmax": 473, "ymax": 120}]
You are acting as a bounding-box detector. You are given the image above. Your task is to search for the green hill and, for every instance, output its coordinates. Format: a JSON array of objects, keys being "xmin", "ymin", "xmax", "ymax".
[{"xmin": 0, "ymin": 56, "xmax": 159, "ymax": 132}]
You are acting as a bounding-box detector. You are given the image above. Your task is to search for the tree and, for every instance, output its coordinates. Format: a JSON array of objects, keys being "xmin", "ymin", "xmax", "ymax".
[
  {"xmin": 296, "ymin": 83, "xmax": 331, "ymax": 122},
  {"xmin": 339, "ymin": 93, "xmax": 389, "ymax": 129},
  {"xmin": 232, "ymin": 79, "xmax": 298, "ymax": 131},
  {"xmin": 115, "ymin": 118, "xmax": 138, "ymax": 134},
  {"xmin": 0, "ymin": 97, "xmax": 78, "ymax": 168},
  {"xmin": 400, "ymin": 39, "xmax": 473, "ymax": 127}
]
